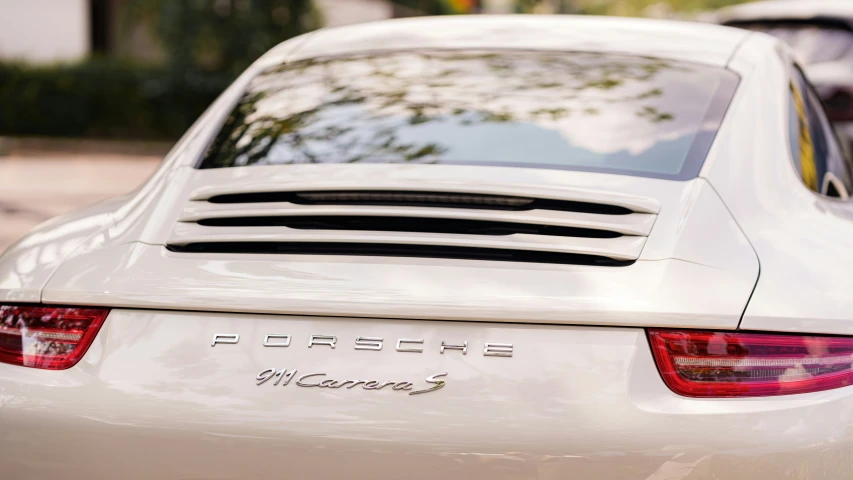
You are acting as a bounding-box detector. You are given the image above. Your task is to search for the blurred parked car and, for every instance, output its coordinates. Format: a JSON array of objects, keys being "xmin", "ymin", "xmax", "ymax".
[{"xmin": 718, "ymin": 0, "xmax": 853, "ymax": 152}]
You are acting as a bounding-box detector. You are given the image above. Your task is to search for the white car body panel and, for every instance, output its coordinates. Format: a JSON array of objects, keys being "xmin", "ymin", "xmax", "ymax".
[
  {"xmin": 703, "ymin": 33, "xmax": 853, "ymax": 334},
  {"xmin": 4, "ymin": 15, "xmax": 853, "ymax": 480},
  {"xmin": 4, "ymin": 309, "xmax": 853, "ymax": 479},
  {"xmin": 0, "ymin": 197, "xmax": 123, "ymax": 303},
  {"xmin": 283, "ymin": 15, "xmax": 748, "ymax": 68},
  {"xmin": 39, "ymin": 165, "xmax": 758, "ymax": 328}
]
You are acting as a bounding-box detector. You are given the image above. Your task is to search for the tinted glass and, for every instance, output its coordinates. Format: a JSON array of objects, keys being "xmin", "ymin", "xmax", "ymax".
[
  {"xmin": 789, "ymin": 67, "xmax": 853, "ymax": 198},
  {"xmin": 740, "ymin": 23, "xmax": 853, "ymax": 65},
  {"xmin": 200, "ymin": 51, "xmax": 738, "ymax": 180}
]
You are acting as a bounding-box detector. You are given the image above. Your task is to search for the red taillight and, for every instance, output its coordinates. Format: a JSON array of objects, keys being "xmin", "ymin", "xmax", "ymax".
[
  {"xmin": 0, "ymin": 305, "xmax": 109, "ymax": 370},
  {"xmin": 649, "ymin": 329, "xmax": 853, "ymax": 398}
]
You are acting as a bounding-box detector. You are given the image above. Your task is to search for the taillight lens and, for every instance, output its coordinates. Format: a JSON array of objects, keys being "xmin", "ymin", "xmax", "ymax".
[
  {"xmin": 649, "ymin": 329, "xmax": 853, "ymax": 398},
  {"xmin": 0, "ymin": 305, "xmax": 109, "ymax": 370}
]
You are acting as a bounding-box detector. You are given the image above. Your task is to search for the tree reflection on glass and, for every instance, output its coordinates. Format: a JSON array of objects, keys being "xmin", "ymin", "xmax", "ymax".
[{"xmin": 201, "ymin": 50, "xmax": 730, "ymax": 177}]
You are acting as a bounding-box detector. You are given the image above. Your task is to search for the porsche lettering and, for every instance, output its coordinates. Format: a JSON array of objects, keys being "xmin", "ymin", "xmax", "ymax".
[{"xmin": 212, "ymin": 333, "xmax": 514, "ymax": 357}]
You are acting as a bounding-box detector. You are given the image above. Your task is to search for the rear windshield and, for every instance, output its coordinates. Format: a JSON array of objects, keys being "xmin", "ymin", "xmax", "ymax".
[{"xmin": 200, "ymin": 50, "xmax": 738, "ymax": 180}]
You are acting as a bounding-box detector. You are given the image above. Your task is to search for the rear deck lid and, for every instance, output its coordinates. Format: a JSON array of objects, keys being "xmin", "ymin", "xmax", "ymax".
[{"xmin": 42, "ymin": 163, "xmax": 758, "ymax": 330}]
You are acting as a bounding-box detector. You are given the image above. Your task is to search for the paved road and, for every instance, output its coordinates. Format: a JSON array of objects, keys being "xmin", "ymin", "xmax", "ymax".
[{"xmin": 0, "ymin": 155, "xmax": 160, "ymax": 253}]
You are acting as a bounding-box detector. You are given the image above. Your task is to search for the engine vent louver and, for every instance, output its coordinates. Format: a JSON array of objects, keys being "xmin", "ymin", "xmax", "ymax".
[
  {"xmin": 208, "ymin": 190, "xmax": 634, "ymax": 215},
  {"xmin": 167, "ymin": 189, "xmax": 659, "ymax": 266}
]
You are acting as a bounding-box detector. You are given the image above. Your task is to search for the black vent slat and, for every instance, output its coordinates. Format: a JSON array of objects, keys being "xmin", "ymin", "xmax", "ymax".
[
  {"xmin": 166, "ymin": 242, "xmax": 634, "ymax": 267},
  {"xmin": 173, "ymin": 189, "xmax": 655, "ymax": 266},
  {"xmin": 196, "ymin": 216, "xmax": 621, "ymax": 239},
  {"xmin": 206, "ymin": 190, "xmax": 632, "ymax": 215},
  {"xmin": 297, "ymin": 191, "xmax": 533, "ymax": 208}
]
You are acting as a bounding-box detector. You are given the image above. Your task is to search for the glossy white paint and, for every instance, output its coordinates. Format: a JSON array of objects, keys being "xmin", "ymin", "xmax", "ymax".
[
  {"xmin": 39, "ymin": 164, "xmax": 757, "ymax": 329},
  {"xmin": 4, "ymin": 309, "xmax": 853, "ymax": 479},
  {"xmin": 41, "ymin": 242, "xmax": 749, "ymax": 328},
  {"xmin": 3, "ymin": 15, "xmax": 853, "ymax": 480},
  {"xmin": 187, "ymin": 167, "xmax": 662, "ymax": 213},
  {"xmin": 170, "ymin": 223, "xmax": 649, "ymax": 259},
  {"xmin": 169, "ymin": 168, "xmax": 660, "ymax": 261},
  {"xmin": 285, "ymin": 15, "xmax": 749, "ymax": 67},
  {"xmin": 703, "ymin": 33, "xmax": 853, "ymax": 334},
  {"xmin": 178, "ymin": 202, "xmax": 659, "ymax": 236},
  {"xmin": 0, "ymin": 197, "xmax": 126, "ymax": 303}
]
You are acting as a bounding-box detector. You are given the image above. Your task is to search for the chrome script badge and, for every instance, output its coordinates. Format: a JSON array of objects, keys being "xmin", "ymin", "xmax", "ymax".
[
  {"xmin": 256, "ymin": 368, "xmax": 447, "ymax": 396},
  {"xmin": 214, "ymin": 333, "xmax": 513, "ymax": 397}
]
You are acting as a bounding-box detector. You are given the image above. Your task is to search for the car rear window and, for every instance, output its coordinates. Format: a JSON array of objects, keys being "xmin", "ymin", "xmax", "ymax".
[{"xmin": 199, "ymin": 50, "xmax": 738, "ymax": 180}]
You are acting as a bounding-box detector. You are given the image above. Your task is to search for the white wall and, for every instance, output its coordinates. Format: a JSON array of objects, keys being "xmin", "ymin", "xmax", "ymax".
[
  {"xmin": 315, "ymin": 0, "xmax": 393, "ymax": 28},
  {"xmin": 0, "ymin": 0, "xmax": 89, "ymax": 63}
]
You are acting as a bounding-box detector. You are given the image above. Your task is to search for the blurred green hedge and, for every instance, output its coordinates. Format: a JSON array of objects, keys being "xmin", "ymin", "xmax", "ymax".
[
  {"xmin": 0, "ymin": 0, "xmax": 321, "ymax": 140},
  {"xmin": 0, "ymin": 60, "xmax": 232, "ymax": 139}
]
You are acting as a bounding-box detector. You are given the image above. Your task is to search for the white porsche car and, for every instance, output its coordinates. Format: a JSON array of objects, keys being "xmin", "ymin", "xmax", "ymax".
[{"xmin": 3, "ymin": 15, "xmax": 853, "ymax": 480}]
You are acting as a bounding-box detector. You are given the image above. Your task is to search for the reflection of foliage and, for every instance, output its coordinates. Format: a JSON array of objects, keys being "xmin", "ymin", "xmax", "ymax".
[
  {"xmin": 638, "ymin": 106, "xmax": 676, "ymax": 123},
  {"xmin": 202, "ymin": 50, "xmax": 686, "ymax": 168}
]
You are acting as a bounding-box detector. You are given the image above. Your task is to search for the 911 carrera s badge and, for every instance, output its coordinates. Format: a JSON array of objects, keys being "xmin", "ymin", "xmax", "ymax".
[
  {"xmin": 255, "ymin": 368, "xmax": 447, "ymax": 396},
  {"xmin": 213, "ymin": 333, "xmax": 511, "ymax": 396}
]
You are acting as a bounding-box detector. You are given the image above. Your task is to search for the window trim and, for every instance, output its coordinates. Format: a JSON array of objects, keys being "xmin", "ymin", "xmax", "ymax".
[{"xmin": 787, "ymin": 62, "xmax": 853, "ymax": 201}]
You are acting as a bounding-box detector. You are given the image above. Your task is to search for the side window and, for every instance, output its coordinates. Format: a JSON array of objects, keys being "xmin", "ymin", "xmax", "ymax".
[{"xmin": 789, "ymin": 67, "xmax": 853, "ymax": 198}]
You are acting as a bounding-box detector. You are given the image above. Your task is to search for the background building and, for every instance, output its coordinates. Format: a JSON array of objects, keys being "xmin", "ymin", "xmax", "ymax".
[{"xmin": 0, "ymin": 0, "xmax": 91, "ymax": 63}]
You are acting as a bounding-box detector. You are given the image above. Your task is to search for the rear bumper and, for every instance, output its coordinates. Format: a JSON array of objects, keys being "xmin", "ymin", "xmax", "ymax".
[{"xmin": 2, "ymin": 310, "xmax": 853, "ymax": 479}]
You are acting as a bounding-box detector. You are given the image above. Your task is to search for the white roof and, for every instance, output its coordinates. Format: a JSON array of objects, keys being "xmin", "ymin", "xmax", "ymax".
[
  {"xmin": 718, "ymin": 0, "xmax": 853, "ymax": 24},
  {"xmin": 281, "ymin": 15, "xmax": 749, "ymax": 68}
]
